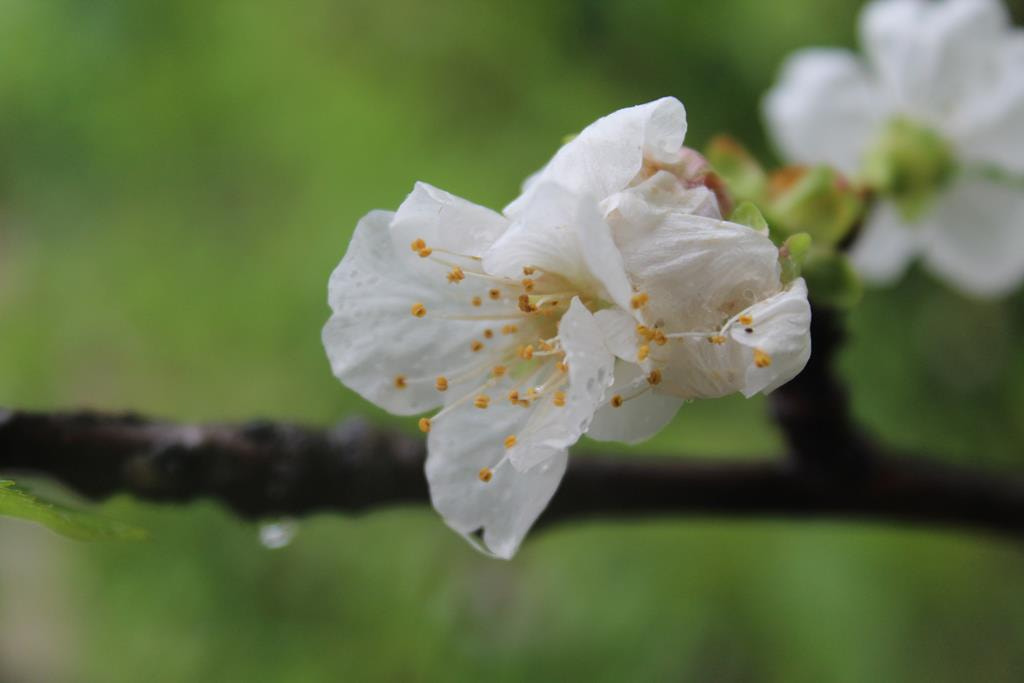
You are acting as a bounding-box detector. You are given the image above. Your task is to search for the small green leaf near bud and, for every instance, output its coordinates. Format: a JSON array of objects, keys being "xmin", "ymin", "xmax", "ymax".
[
  {"xmin": 706, "ymin": 135, "xmax": 767, "ymax": 202},
  {"xmin": 801, "ymin": 249, "xmax": 863, "ymax": 309},
  {"xmin": 729, "ymin": 201, "xmax": 769, "ymax": 234}
]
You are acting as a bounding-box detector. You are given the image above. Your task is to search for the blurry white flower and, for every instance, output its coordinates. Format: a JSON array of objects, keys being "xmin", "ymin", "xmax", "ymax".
[
  {"xmin": 323, "ymin": 98, "xmax": 811, "ymax": 558},
  {"xmin": 764, "ymin": 0, "xmax": 1024, "ymax": 297}
]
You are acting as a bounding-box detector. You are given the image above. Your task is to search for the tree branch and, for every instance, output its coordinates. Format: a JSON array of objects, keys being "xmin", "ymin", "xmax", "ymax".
[{"xmin": 1, "ymin": 408, "xmax": 1023, "ymax": 539}]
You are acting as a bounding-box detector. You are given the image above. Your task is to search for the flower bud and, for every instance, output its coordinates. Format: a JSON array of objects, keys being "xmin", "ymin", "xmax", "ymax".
[
  {"xmin": 706, "ymin": 135, "xmax": 766, "ymax": 203},
  {"xmin": 764, "ymin": 165, "xmax": 864, "ymax": 246}
]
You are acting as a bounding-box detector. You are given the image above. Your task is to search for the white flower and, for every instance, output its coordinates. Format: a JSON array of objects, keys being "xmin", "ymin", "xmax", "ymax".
[
  {"xmin": 763, "ymin": 0, "xmax": 1024, "ymax": 298},
  {"xmin": 323, "ymin": 98, "xmax": 811, "ymax": 558}
]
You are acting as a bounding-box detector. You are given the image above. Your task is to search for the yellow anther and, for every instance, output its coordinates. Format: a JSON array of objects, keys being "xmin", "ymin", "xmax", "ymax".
[
  {"xmin": 501, "ymin": 324, "xmax": 519, "ymax": 335},
  {"xmin": 647, "ymin": 369, "xmax": 662, "ymax": 385},
  {"xmin": 754, "ymin": 348, "xmax": 773, "ymax": 368},
  {"xmin": 447, "ymin": 266, "xmax": 465, "ymax": 283},
  {"xmin": 411, "ymin": 303, "xmax": 427, "ymax": 318},
  {"xmin": 637, "ymin": 344, "xmax": 650, "ymax": 362},
  {"xmin": 652, "ymin": 330, "xmax": 667, "ymax": 346},
  {"xmin": 418, "ymin": 417, "xmax": 431, "ymax": 433},
  {"xmin": 488, "ymin": 288, "xmax": 501, "ymax": 300},
  {"xmin": 507, "ymin": 390, "xmax": 520, "ymax": 403},
  {"xmin": 739, "ymin": 314, "xmax": 753, "ymax": 326},
  {"xmin": 410, "ymin": 238, "xmax": 427, "ymax": 252},
  {"xmin": 611, "ymin": 394, "xmax": 624, "ymax": 408},
  {"xmin": 474, "ymin": 394, "xmax": 491, "ymax": 409},
  {"xmin": 435, "ymin": 376, "xmax": 449, "ymax": 392},
  {"xmin": 522, "ymin": 266, "xmax": 536, "ymax": 276},
  {"xmin": 556, "ymin": 361, "xmax": 568, "ymax": 373},
  {"xmin": 518, "ymin": 294, "xmax": 535, "ymax": 313},
  {"xmin": 504, "ymin": 435, "xmax": 517, "ymax": 449},
  {"xmin": 538, "ymin": 340, "xmax": 553, "ymax": 352},
  {"xmin": 708, "ymin": 334, "xmax": 726, "ymax": 345},
  {"xmin": 630, "ymin": 292, "xmax": 649, "ymax": 309},
  {"xmin": 471, "ymin": 296, "xmax": 482, "ymax": 307},
  {"xmin": 483, "ymin": 328, "xmax": 494, "ymax": 339},
  {"xmin": 519, "ymin": 345, "xmax": 534, "ymax": 360},
  {"xmin": 394, "ymin": 375, "xmax": 408, "ymax": 389},
  {"xmin": 517, "ymin": 399, "xmax": 531, "ymax": 408},
  {"xmin": 636, "ymin": 324, "xmax": 655, "ymax": 340},
  {"xmin": 492, "ymin": 365, "xmax": 507, "ymax": 377},
  {"xmin": 417, "ymin": 247, "xmax": 433, "ymax": 258},
  {"xmin": 471, "ymin": 340, "xmax": 484, "ymax": 352},
  {"xmin": 553, "ymin": 391, "xmax": 567, "ymax": 407},
  {"xmin": 478, "ymin": 467, "xmax": 494, "ymax": 483},
  {"xmin": 521, "ymin": 278, "xmax": 535, "ymax": 292}
]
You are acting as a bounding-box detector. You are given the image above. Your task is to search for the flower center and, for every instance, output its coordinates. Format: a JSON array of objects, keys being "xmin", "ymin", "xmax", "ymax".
[
  {"xmin": 862, "ymin": 117, "xmax": 956, "ymax": 221},
  {"xmin": 404, "ymin": 237, "xmax": 580, "ymax": 472}
]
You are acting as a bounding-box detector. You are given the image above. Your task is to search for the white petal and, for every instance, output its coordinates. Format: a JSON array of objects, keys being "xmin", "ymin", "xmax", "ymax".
[
  {"xmin": 860, "ymin": 0, "xmax": 1009, "ymax": 122},
  {"xmin": 388, "ymin": 182, "xmax": 509, "ymax": 262},
  {"xmin": 506, "ymin": 298, "xmax": 616, "ymax": 469},
  {"xmin": 954, "ymin": 34, "xmax": 1024, "ymax": 173},
  {"xmin": 849, "ymin": 201, "xmax": 920, "ymax": 285},
  {"xmin": 658, "ymin": 336, "xmax": 748, "ymax": 399},
  {"xmin": 425, "ymin": 300, "xmax": 613, "ymax": 559},
  {"xmin": 605, "ymin": 184, "xmax": 782, "ymax": 332},
  {"xmin": 577, "ymin": 198, "xmax": 635, "ymax": 312},
  {"xmin": 729, "ymin": 279, "xmax": 813, "ymax": 397},
  {"xmin": 763, "ymin": 48, "xmax": 883, "ymax": 175},
  {"xmin": 483, "ymin": 183, "xmax": 632, "ymax": 309},
  {"xmin": 323, "ymin": 202, "xmax": 512, "ymax": 416},
  {"xmin": 586, "ymin": 360, "xmax": 683, "ymax": 444},
  {"xmin": 426, "ymin": 396, "xmax": 568, "ymax": 560},
  {"xmin": 601, "ymin": 171, "xmax": 722, "ymax": 227},
  {"xmin": 921, "ymin": 175, "xmax": 1024, "ymax": 297},
  {"xmin": 594, "ymin": 308, "xmax": 640, "ymax": 362},
  {"xmin": 505, "ymin": 97, "xmax": 687, "ymax": 217}
]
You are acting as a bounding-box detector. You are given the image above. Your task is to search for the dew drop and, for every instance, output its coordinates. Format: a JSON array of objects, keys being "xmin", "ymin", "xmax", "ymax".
[{"xmin": 259, "ymin": 520, "xmax": 299, "ymax": 550}]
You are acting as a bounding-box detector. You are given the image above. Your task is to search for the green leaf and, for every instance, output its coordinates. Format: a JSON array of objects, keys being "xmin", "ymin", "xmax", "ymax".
[
  {"xmin": 0, "ymin": 480, "xmax": 148, "ymax": 542},
  {"xmin": 729, "ymin": 201, "xmax": 769, "ymax": 233}
]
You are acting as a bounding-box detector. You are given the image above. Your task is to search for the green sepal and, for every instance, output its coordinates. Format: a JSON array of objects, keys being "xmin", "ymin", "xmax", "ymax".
[
  {"xmin": 729, "ymin": 201, "xmax": 769, "ymax": 234},
  {"xmin": 779, "ymin": 233, "xmax": 812, "ymax": 284}
]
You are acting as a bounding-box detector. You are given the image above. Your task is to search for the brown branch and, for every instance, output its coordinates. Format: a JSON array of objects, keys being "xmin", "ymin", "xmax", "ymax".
[
  {"xmin": 769, "ymin": 305, "xmax": 874, "ymax": 476},
  {"xmin": 1, "ymin": 408, "xmax": 1023, "ymax": 539}
]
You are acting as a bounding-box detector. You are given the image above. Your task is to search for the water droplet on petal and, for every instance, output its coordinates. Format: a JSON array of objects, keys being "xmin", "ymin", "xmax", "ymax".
[{"xmin": 259, "ymin": 520, "xmax": 299, "ymax": 549}]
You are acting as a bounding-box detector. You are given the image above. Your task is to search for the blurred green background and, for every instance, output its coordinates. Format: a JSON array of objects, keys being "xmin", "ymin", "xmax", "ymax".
[{"xmin": 2, "ymin": 1, "xmax": 1024, "ymax": 680}]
